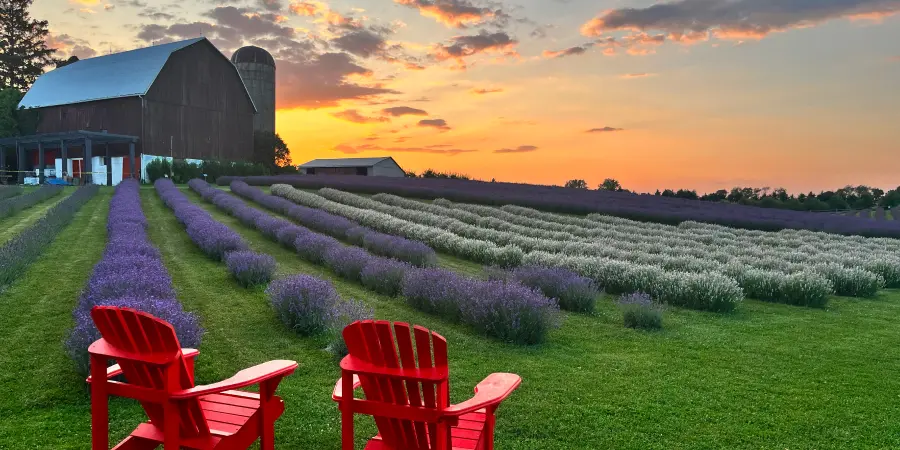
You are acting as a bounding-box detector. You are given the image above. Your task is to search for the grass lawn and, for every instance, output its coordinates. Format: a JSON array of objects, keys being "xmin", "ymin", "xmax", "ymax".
[{"xmin": 0, "ymin": 185, "xmax": 899, "ymax": 448}]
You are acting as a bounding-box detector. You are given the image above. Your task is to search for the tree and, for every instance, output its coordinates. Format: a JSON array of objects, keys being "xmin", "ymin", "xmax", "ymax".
[
  {"xmin": 253, "ymin": 131, "xmax": 292, "ymax": 171},
  {"xmin": 598, "ymin": 178, "xmax": 622, "ymax": 191},
  {"xmin": 0, "ymin": 87, "xmax": 37, "ymax": 137},
  {"xmin": 0, "ymin": 0, "xmax": 57, "ymax": 90},
  {"xmin": 564, "ymin": 179, "xmax": 588, "ymax": 189}
]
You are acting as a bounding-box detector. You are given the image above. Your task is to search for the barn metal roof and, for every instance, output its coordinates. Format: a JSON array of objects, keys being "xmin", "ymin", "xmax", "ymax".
[
  {"xmin": 18, "ymin": 38, "xmax": 205, "ymax": 109},
  {"xmin": 299, "ymin": 157, "xmax": 396, "ymax": 168}
]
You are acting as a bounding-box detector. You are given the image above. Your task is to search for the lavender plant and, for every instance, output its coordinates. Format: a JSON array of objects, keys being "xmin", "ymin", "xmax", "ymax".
[
  {"xmin": 0, "ymin": 184, "xmax": 63, "ymax": 219},
  {"xmin": 496, "ymin": 265, "xmax": 599, "ymax": 313},
  {"xmin": 618, "ymin": 293, "xmax": 664, "ymax": 330},
  {"xmin": 225, "ymin": 251, "xmax": 277, "ymax": 287},
  {"xmin": 360, "ymin": 257, "xmax": 412, "ymax": 296},
  {"xmin": 266, "ymin": 274, "xmax": 341, "ymax": 335}
]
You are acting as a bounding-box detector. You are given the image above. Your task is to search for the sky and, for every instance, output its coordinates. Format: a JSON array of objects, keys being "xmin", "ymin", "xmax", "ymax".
[{"xmin": 33, "ymin": 0, "xmax": 900, "ymax": 194}]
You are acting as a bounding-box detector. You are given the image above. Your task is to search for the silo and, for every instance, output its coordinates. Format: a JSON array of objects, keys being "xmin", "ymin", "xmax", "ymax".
[{"xmin": 231, "ymin": 46, "xmax": 276, "ymax": 134}]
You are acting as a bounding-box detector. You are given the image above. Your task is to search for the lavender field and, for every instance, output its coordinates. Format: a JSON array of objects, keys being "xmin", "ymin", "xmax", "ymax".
[{"xmin": 0, "ymin": 181, "xmax": 898, "ymax": 449}]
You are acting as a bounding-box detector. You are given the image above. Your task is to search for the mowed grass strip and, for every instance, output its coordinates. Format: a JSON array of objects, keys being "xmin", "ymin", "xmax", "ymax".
[{"xmin": 0, "ymin": 187, "xmax": 74, "ymax": 245}]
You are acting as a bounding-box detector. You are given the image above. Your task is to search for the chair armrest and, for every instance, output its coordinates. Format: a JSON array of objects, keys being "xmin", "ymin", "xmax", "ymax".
[
  {"xmin": 443, "ymin": 373, "xmax": 521, "ymax": 417},
  {"xmin": 331, "ymin": 375, "xmax": 362, "ymax": 401},
  {"xmin": 170, "ymin": 359, "xmax": 298, "ymax": 399},
  {"xmin": 86, "ymin": 348, "xmax": 200, "ymax": 384}
]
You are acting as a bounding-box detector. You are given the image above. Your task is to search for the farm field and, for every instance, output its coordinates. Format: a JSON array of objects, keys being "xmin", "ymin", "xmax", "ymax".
[{"xmin": 1, "ymin": 184, "xmax": 899, "ymax": 449}]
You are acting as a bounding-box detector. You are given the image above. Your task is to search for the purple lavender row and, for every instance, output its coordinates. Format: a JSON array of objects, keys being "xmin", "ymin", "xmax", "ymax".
[
  {"xmin": 189, "ymin": 179, "xmax": 560, "ymax": 345},
  {"xmin": 0, "ymin": 184, "xmax": 63, "ymax": 219},
  {"xmin": 65, "ymin": 180, "xmax": 202, "ymax": 376},
  {"xmin": 156, "ymin": 179, "xmax": 275, "ymax": 287},
  {"xmin": 218, "ymin": 174, "xmax": 900, "ymax": 238},
  {"xmin": 229, "ymin": 180, "xmax": 436, "ymax": 267}
]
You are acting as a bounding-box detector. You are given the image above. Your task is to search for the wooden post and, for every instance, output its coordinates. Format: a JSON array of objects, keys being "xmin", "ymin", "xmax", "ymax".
[
  {"xmin": 60, "ymin": 140, "xmax": 68, "ymax": 181},
  {"xmin": 38, "ymin": 141, "xmax": 45, "ymax": 184},
  {"xmin": 129, "ymin": 141, "xmax": 136, "ymax": 180},
  {"xmin": 84, "ymin": 138, "xmax": 92, "ymax": 185},
  {"xmin": 105, "ymin": 143, "xmax": 112, "ymax": 186},
  {"xmin": 17, "ymin": 142, "xmax": 25, "ymax": 184},
  {"xmin": 0, "ymin": 146, "xmax": 5, "ymax": 184}
]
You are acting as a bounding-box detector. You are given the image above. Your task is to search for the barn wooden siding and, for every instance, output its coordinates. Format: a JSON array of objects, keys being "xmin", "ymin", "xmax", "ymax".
[
  {"xmin": 30, "ymin": 40, "xmax": 255, "ymax": 162},
  {"xmin": 144, "ymin": 40, "xmax": 255, "ymax": 161}
]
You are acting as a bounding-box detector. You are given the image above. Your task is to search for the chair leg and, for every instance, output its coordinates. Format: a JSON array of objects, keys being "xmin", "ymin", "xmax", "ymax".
[
  {"xmin": 260, "ymin": 379, "xmax": 278, "ymax": 450},
  {"xmin": 341, "ymin": 373, "xmax": 354, "ymax": 450},
  {"xmin": 91, "ymin": 355, "xmax": 109, "ymax": 450},
  {"xmin": 163, "ymin": 401, "xmax": 179, "ymax": 450}
]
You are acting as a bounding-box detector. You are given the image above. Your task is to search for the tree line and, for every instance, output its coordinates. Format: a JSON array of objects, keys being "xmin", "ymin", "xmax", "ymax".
[{"xmin": 563, "ymin": 178, "xmax": 900, "ymax": 211}]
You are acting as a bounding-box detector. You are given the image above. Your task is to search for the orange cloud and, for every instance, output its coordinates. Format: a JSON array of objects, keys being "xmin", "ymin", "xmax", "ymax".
[
  {"xmin": 620, "ymin": 73, "xmax": 657, "ymax": 79},
  {"xmin": 289, "ymin": 1, "xmax": 324, "ymax": 16},
  {"xmin": 471, "ymin": 87, "xmax": 503, "ymax": 95},
  {"xmin": 331, "ymin": 109, "xmax": 391, "ymax": 124},
  {"xmin": 394, "ymin": 0, "xmax": 494, "ymax": 28}
]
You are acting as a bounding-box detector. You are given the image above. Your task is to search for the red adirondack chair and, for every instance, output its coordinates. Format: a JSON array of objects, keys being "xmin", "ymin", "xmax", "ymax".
[
  {"xmin": 86, "ymin": 306, "xmax": 299, "ymax": 450},
  {"xmin": 332, "ymin": 320, "xmax": 522, "ymax": 450}
]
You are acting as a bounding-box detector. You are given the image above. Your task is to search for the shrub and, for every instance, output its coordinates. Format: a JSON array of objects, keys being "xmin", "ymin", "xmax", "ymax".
[
  {"xmin": 266, "ymin": 275, "xmax": 340, "ymax": 335},
  {"xmin": 619, "ymin": 293, "xmax": 663, "ymax": 330},
  {"xmin": 501, "ymin": 265, "xmax": 599, "ymax": 313},
  {"xmin": 276, "ymin": 225, "xmax": 306, "ymax": 248},
  {"xmin": 145, "ymin": 158, "xmax": 172, "ymax": 183},
  {"xmin": 171, "ymin": 160, "xmax": 203, "ymax": 184},
  {"xmin": 812, "ymin": 264, "xmax": 883, "ymax": 297},
  {"xmin": 401, "ymin": 268, "xmax": 474, "ymax": 321},
  {"xmin": 323, "ymin": 246, "xmax": 371, "ymax": 282},
  {"xmin": 294, "ymin": 233, "xmax": 341, "ymax": 264},
  {"xmin": 225, "ymin": 251, "xmax": 276, "ymax": 287},
  {"xmin": 361, "ymin": 257, "xmax": 411, "ymax": 296},
  {"xmin": 326, "ymin": 299, "xmax": 374, "ymax": 359},
  {"xmin": 777, "ymin": 271, "xmax": 833, "ymax": 307},
  {"xmin": 461, "ymin": 280, "xmax": 561, "ymax": 345}
]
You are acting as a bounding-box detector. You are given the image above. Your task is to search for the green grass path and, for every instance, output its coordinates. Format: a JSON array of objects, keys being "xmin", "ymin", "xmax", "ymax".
[{"xmin": 0, "ymin": 187, "xmax": 74, "ymax": 245}]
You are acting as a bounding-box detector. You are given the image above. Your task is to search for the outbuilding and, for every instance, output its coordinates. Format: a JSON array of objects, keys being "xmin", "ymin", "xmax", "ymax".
[
  {"xmin": 0, "ymin": 37, "xmax": 256, "ymax": 185},
  {"xmin": 298, "ymin": 157, "xmax": 405, "ymax": 177}
]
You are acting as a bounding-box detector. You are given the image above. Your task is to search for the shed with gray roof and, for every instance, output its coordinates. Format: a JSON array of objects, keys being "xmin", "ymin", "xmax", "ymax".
[{"xmin": 298, "ymin": 157, "xmax": 405, "ymax": 177}]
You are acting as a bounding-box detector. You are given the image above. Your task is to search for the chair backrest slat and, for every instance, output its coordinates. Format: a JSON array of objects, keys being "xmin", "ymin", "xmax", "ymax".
[
  {"xmin": 395, "ymin": 323, "xmax": 431, "ymax": 449},
  {"xmin": 344, "ymin": 320, "xmax": 450, "ymax": 450},
  {"xmin": 90, "ymin": 306, "xmax": 210, "ymax": 437}
]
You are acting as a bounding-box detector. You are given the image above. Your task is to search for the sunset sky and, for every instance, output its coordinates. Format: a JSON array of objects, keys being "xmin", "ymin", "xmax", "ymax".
[{"xmin": 34, "ymin": 0, "xmax": 900, "ymax": 193}]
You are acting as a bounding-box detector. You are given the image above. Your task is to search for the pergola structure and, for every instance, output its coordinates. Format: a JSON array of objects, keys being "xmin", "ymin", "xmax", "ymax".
[{"xmin": 0, "ymin": 131, "xmax": 138, "ymax": 185}]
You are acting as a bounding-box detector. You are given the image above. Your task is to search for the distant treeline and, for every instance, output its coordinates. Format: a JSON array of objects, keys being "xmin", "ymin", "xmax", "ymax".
[
  {"xmin": 146, "ymin": 159, "xmax": 297, "ymax": 184},
  {"xmin": 562, "ymin": 178, "xmax": 899, "ymax": 211}
]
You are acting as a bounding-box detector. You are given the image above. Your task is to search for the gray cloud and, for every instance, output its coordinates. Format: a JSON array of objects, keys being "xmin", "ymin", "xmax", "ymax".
[
  {"xmin": 382, "ymin": 106, "xmax": 429, "ymax": 116},
  {"xmin": 331, "ymin": 109, "xmax": 391, "ymax": 124},
  {"xmin": 257, "ymin": 0, "xmax": 283, "ymax": 12},
  {"xmin": 494, "ymin": 145, "xmax": 538, "ymax": 153},
  {"xmin": 332, "ymin": 29, "xmax": 387, "ymax": 58},
  {"xmin": 418, "ymin": 118, "xmax": 451, "ymax": 130},
  {"xmin": 471, "ymin": 87, "xmax": 503, "ymax": 94},
  {"xmin": 581, "ymin": 0, "xmax": 900, "ymax": 41},
  {"xmin": 542, "ymin": 43, "xmax": 593, "ymax": 58},
  {"xmin": 586, "ymin": 127, "xmax": 624, "ymax": 133},
  {"xmin": 431, "ymin": 30, "xmax": 518, "ymax": 66}
]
